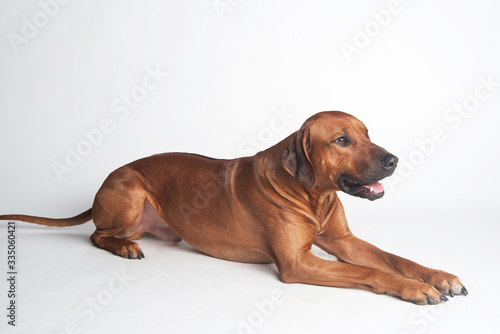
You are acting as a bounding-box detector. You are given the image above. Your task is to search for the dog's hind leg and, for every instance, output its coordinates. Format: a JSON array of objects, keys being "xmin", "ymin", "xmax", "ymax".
[{"xmin": 89, "ymin": 167, "xmax": 155, "ymax": 259}]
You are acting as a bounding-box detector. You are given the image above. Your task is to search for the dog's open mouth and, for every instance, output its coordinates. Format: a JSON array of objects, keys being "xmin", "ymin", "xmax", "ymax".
[{"xmin": 339, "ymin": 176, "xmax": 385, "ymax": 201}]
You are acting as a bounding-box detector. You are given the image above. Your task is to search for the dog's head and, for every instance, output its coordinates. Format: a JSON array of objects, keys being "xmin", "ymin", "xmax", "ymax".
[{"xmin": 282, "ymin": 111, "xmax": 398, "ymax": 200}]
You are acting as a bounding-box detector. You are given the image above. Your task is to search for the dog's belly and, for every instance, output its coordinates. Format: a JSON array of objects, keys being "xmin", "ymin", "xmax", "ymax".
[
  {"xmin": 187, "ymin": 241, "xmax": 274, "ymax": 264},
  {"xmin": 164, "ymin": 204, "xmax": 275, "ymax": 264},
  {"xmin": 139, "ymin": 209, "xmax": 272, "ymax": 263}
]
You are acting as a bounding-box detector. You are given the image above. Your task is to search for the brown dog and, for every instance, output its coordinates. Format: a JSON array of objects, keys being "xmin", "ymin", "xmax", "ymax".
[{"xmin": 0, "ymin": 111, "xmax": 466, "ymax": 304}]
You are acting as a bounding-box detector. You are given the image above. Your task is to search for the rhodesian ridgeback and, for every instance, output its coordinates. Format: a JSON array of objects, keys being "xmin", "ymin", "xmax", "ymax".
[{"xmin": 0, "ymin": 111, "xmax": 467, "ymax": 304}]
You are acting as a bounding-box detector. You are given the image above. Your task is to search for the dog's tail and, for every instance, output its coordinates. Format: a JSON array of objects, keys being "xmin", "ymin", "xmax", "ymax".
[{"xmin": 0, "ymin": 209, "xmax": 92, "ymax": 227}]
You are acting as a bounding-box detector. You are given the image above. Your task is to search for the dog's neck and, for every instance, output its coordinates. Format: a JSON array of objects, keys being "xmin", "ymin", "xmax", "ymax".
[{"xmin": 254, "ymin": 135, "xmax": 338, "ymax": 225}]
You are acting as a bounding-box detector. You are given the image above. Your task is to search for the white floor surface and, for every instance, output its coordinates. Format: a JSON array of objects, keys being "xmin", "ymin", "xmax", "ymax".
[{"xmin": 0, "ymin": 210, "xmax": 497, "ymax": 334}]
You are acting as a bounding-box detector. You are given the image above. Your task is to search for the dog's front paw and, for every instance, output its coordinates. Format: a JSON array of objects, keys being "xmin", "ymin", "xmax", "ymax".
[
  {"xmin": 420, "ymin": 269, "xmax": 467, "ymax": 297},
  {"xmin": 398, "ymin": 279, "xmax": 449, "ymax": 305}
]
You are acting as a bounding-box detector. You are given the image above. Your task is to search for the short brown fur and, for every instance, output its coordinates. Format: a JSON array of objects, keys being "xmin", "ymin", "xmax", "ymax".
[{"xmin": 0, "ymin": 111, "xmax": 466, "ymax": 304}]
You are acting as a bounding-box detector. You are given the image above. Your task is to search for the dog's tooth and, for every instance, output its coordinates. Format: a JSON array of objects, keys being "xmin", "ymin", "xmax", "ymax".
[{"xmin": 370, "ymin": 186, "xmax": 374, "ymax": 192}]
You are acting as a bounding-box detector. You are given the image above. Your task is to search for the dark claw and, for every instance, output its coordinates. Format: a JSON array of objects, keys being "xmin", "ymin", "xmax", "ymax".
[
  {"xmin": 137, "ymin": 255, "xmax": 142, "ymax": 260},
  {"xmin": 140, "ymin": 252, "xmax": 145, "ymax": 259},
  {"xmin": 440, "ymin": 295, "xmax": 448, "ymax": 302},
  {"xmin": 128, "ymin": 254, "xmax": 133, "ymax": 260},
  {"xmin": 449, "ymin": 289, "xmax": 455, "ymax": 297},
  {"xmin": 426, "ymin": 297, "xmax": 434, "ymax": 305},
  {"xmin": 461, "ymin": 287, "xmax": 468, "ymax": 296}
]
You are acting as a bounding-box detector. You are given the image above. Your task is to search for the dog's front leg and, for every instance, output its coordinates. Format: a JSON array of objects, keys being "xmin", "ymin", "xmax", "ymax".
[
  {"xmin": 269, "ymin": 221, "xmax": 449, "ymax": 305},
  {"xmin": 313, "ymin": 202, "xmax": 467, "ymax": 298},
  {"xmin": 314, "ymin": 233, "xmax": 467, "ymax": 297}
]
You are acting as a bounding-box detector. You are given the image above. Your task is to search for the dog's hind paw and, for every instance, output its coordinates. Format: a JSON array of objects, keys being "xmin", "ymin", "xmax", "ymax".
[
  {"xmin": 90, "ymin": 232, "xmax": 146, "ymax": 260},
  {"xmin": 119, "ymin": 241, "xmax": 145, "ymax": 260}
]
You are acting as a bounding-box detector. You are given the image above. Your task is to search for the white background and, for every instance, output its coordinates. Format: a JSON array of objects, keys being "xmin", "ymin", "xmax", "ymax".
[{"xmin": 1, "ymin": 0, "xmax": 500, "ymax": 333}]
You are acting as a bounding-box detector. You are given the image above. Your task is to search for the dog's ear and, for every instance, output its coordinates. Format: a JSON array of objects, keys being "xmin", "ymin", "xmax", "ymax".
[{"xmin": 282, "ymin": 128, "xmax": 317, "ymax": 188}]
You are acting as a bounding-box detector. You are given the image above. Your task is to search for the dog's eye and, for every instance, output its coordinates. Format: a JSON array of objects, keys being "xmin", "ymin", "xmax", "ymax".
[{"xmin": 333, "ymin": 136, "xmax": 349, "ymax": 146}]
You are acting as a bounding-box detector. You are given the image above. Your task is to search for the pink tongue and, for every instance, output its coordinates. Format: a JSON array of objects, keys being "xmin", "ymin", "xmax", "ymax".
[{"xmin": 363, "ymin": 181, "xmax": 384, "ymax": 194}]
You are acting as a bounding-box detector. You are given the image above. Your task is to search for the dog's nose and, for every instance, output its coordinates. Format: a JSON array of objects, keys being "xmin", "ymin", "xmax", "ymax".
[{"xmin": 381, "ymin": 155, "xmax": 398, "ymax": 170}]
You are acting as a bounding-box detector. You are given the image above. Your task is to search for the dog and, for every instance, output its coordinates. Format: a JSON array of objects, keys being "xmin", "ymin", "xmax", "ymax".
[{"xmin": 0, "ymin": 111, "xmax": 467, "ymax": 304}]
